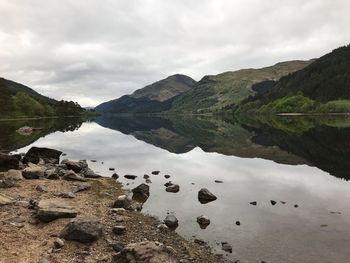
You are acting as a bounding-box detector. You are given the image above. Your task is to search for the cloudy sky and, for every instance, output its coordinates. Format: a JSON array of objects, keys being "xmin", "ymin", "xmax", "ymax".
[{"xmin": 0, "ymin": 0, "xmax": 349, "ymax": 107}]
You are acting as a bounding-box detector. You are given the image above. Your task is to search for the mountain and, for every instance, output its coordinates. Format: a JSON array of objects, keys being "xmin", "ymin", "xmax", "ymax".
[
  {"xmin": 168, "ymin": 60, "xmax": 313, "ymax": 114},
  {"xmin": 95, "ymin": 74, "xmax": 196, "ymax": 113},
  {"xmin": 0, "ymin": 77, "xmax": 85, "ymax": 118},
  {"xmin": 237, "ymin": 44, "xmax": 350, "ymax": 114}
]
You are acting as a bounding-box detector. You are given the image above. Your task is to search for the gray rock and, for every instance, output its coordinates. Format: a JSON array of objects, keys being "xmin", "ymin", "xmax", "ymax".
[
  {"xmin": 54, "ymin": 192, "xmax": 76, "ymax": 199},
  {"xmin": 36, "ymin": 185, "xmax": 48, "ymax": 192},
  {"xmin": 143, "ymin": 174, "xmax": 149, "ymax": 179},
  {"xmin": 198, "ymin": 188, "xmax": 217, "ymax": 204},
  {"xmin": 112, "ymin": 173, "xmax": 119, "ymax": 179},
  {"xmin": 152, "ymin": 171, "xmax": 160, "ymax": 175},
  {"xmin": 24, "ymin": 147, "xmax": 62, "ymax": 165},
  {"xmin": 72, "ymin": 183, "xmax": 91, "ymax": 193},
  {"xmin": 124, "ymin": 174, "xmax": 137, "ymax": 180},
  {"xmin": 113, "ymin": 195, "xmax": 132, "ymax": 209},
  {"xmin": 60, "ymin": 217, "xmax": 103, "ymax": 243},
  {"xmin": 0, "ymin": 178, "xmax": 17, "ymax": 188},
  {"xmin": 271, "ymin": 200, "xmax": 277, "ymax": 206},
  {"xmin": 83, "ymin": 167, "xmax": 101, "ymax": 178},
  {"xmin": 62, "ymin": 170, "xmax": 88, "ymax": 182},
  {"xmin": 0, "ymin": 194, "xmax": 13, "ymax": 206},
  {"xmin": 65, "ymin": 160, "xmax": 88, "ymax": 173},
  {"xmin": 132, "ymin": 183, "xmax": 150, "ymax": 197},
  {"xmin": 164, "ymin": 215, "xmax": 178, "ymax": 228},
  {"xmin": 112, "ymin": 225, "xmax": 126, "ymax": 235},
  {"xmin": 112, "ymin": 242, "xmax": 125, "ymax": 253},
  {"xmin": 112, "ymin": 241, "xmax": 178, "ymax": 263},
  {"xmin": 196, "ymin": 215, "xmax": 210, "ymax": 227},
  {"xmin": 214, "ymin": 180, "xmax": 223, "ymax": 183},
  {"xmin": 164, "ymin": 174, "xmax": 171, "ymax": 179},
  {"xmin": 54, "ymin": 238, "xmax": 65, "ymax": 248},
  {"xmin": 157, "ymin": 224, "xmax": 169, "ymax": 232},
  {"xmin": 6, "ymin": 169, "xmax": 23, "ymax": 180},
  {"xmin": 249, "ymin": 201, "xmax": 257, "ymax": 206},
  {"xmin": 166, "ymin": 184, "xmax": 179, "ymax": 193},
  {"xmin": 37, "ymin": 199, "xmax": 77, "ymax": 222},
  {"xmin": 22, "ymin": 164, "xmax": 45, "ymax": 179}
]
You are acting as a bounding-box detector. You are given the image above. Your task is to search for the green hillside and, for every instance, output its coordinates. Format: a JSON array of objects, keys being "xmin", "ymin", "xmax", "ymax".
[
  {"xmin": 237, "ymin": 44, "xmax": 350, "ymax": 114},
  {"xmin": 0, "ymin": 77, "xmax": 85, "ymax": 118},
  {"xmin": 169, "ymin": 60, "xmax": 313, "ymax": 114},
  {"xmin": 95, "ymin": 74, "xmax": 196, "ymax": 113}
]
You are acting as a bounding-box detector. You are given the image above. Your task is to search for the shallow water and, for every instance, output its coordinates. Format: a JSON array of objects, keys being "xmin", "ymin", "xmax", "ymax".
[{"xmin": 3, "ymin": 116, "xmax": 350, "ymax": 263}]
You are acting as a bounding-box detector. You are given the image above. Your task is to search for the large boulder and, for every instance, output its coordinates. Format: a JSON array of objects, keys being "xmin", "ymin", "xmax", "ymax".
[
  {"xmin": 132, "ymin": 183, "xmax": 150, "ymax": 197},
  {"xmin": 112, "ymin": 241, "xmax": 178, "ymax": 263},
  {"xmin": 198, "ymin": 188, "xmax": 217, "ymax": 204},
  {"xmin": 82, "ymin": 167, "xmax": 101, "ymax": 178},
  {"xmin": 22, "ymin": 163, "xmax": 46, "ymax": 179},
  {"xmin": 64, "ymin": 160, "xmax": 88, "ymax": 173},
  {"xmin": 37, "ymin": 199, "xmax": 77, "ymax": 222},
  {"xmin": 24, "ymin": 147, "xmax": 62, "ymax": 164},
  {"xmin": 0, "ymin": 153, "xmax": 20, "ymax": 172},
  {"xmin": 60, "ymin": 217, "xmax": 103, "ymax": 243}
]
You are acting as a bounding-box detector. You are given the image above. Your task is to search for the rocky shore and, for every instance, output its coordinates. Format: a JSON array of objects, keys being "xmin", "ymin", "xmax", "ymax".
[{"xmin": 0, "ymin": 147, "xmax": 227, "ymax": 263}]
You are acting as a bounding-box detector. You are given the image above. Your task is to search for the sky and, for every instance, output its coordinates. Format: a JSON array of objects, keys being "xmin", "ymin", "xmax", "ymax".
[{"xmin": 0, "ymin": 0, "xmax": 349, "ymax": 107}]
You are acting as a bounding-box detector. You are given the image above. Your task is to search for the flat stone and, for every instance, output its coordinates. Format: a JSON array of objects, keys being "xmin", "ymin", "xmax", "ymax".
[
  {"xmin": 166, "ymin": 184, "xmax": 179, "ymax": 193},
  {"xmin": 83, "ymin": 168, "xmax": 101, "ymax": 178},
  {"xmin": 60, "ymin": 217, "xmax": 103, "ymax": 243},
  {"xmin": 54, "ymin": 192, "xmax": 76, "ymax": 199},
  {"xmin": 0, "ymin": 194, "xmax": 13, "ymax": 206},
  {"xmin": 36, "ymin": 185, "xmax": 48, "ymax": 192},
  {"xmin": 37, "ymin": 199, "xmax": 77, "ymax": 222},
  {"xmin": 72, "ymin": 183, "xmax": 91, "ymax": 193}
]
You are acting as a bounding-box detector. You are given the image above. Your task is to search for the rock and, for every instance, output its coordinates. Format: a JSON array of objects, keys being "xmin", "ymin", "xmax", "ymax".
[
  {"xmin": 62, "ymin": 170, "xmax": 88, "ymax": 182},
  {"xmin": 145, "ymin": 179, "xmax": 152, "ymax": 184},
  {"xmin": 157, "ymin": 224, "xmax": 169, "ymax": 232},
  {"xmin": 109, "ymin": 168, "xmax": 115, "ymax": 171},
  {"xmin": 0, "ymin": 178, "xmax": 17, "ymax": 188},
  {"xmin": 22, "ymin": 164, "xmax": 45, "ymax": 179},
  {"xmin": 164, "ymin": 181, "xmax": 173, "ymax": 187},
  {"xmin": 0, "ymin": 194, "xmax": 13, "ymax": 206},
  {"xmin": 152, "ymin": 171, "xmax": 160, "ymax": 175},
  {"xmin": 124, "ymin": 174, "xmax": 137, "ymax": 180},
  {"xmin": 54, "ymin": 192, "xmax": 76, "ymax": 199},
  {"xmin": 112, "ymin": 242, "xmax": 125, "ymax": 253},
  {"xmin": 198, "ymin": 188, "xmax": 217, "ymax": 204},
  {"xmin": 280, "ymin": 201, "xmax": 286, "ymax": 204},
  {"xmin": 83, "ymin": 167, "xmax": 101, "ymax": 178},
  {"xmin": 36, "ymin": 185, "xmax": 48, "ymax": 192},
  {"xmin": 270, "ymin": 200, "xmax": 277, "ymax": 206},
  {"xmin": 24, "ymin": 147, "xmax": 62, "ymax": 165},
  {"xmin": 65, "ymin": 160, "xmax": 88, "ymax": 173},
  {"xmin": 112, "ymin": 226, "xmax": 126, "ymax": 235},
  {"xmin": 72, "ymin": 183, "xmax": 91, "ymax": 193},
  {"xmin": 113, "ymin": 195, "xmax": 132, "ymax": 209},
  {"xmin": 0, "ymin": 153, "xmax": 20, "ymax": 172},
  {"xmin": 294, "ymin": 204, "xmax": 299, "ymax": 208},
  {"xmin": 235, "ymin": 221, "xmax": 241, "ymax": 226},
  {"xmin": 110, "ymin": 208, "xmax": 126, "ymax": 214},
  {"xmin": 54, "ymin": 238, "xmax": 65, "ymax": 249},
  {"xmin": 196, "ymin": 215, "xmax": 210, "ymax": 228},
  {"xmin": 132, "ymin": 183, "xmax": 150, "ymax": 197},
  {"xmin": 112, "ymin": 173, "xmax": 119, "ymax": 179},
  {"xmin": 113, "ymin": 241, "xmax": 178, "ymax": 263},
  {"xmin": 60, "ymin": 217, "xmax": 103, "ymax": 243},
  {"xmin": 194, "ymin": 238, "xmax": 206, "ymax": 246},
  {"xmin": 166, "ymin": 184, "xmax": 180, "ymax": 193},
  {"xmin": 221, "ymin": 242, "xmax": 232, "ymax": 253},
  {"xmin": 215, "ymin": 180, "xmax": 223, "ymax": 183},
  {"xmin": 17, "ymin": 126, "xmax": 33, "ymax": 136},
  {"xmin": 143, "ymin": 174, "xmax": 150, "ymax": 179},
  {"xmin": 37, "ymin": 199, "xmax": 77, "ymax": 222},
  {"xmin": 38, "ymin": 258, "xmax": 51, "ymax": 263},
  {"xmin": 249, "ymin": 201, "xmax": 257, "ymax": 206},
  {"xmin": 45, "ymin": 168, "xmax": 60, "ymax": 180},
  {"xmin": 164, "ymin": 215, "xmax": 178, "ymax": 228},
  {"xmin": 164, "ymin": 174, "xmax": 171, "ymax": 179},
  {"xmin": 6, "ymin": 169, "xmax": 23, "ymax": 180}
]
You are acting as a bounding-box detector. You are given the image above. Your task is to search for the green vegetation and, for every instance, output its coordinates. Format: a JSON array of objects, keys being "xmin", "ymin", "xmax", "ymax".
[{"xmin": 0, "ymin": 77, "xmax": 85, "ymax": 119}]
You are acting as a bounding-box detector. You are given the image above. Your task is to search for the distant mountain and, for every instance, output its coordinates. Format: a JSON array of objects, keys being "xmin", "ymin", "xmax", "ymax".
[
  {"xmin": 237, "ymin": 44, "xmax": 350, "ymax": 114},
  {"xmin": 95, "ymin": 74, "xmax": 196, "ymax": 113},
  {"xmin": 169, "ymin": 60, "xmax": 313, "ymax": 114},
  {"xmin": 0, "ymin": 77, "xmax": 85, "ymax": 118}
]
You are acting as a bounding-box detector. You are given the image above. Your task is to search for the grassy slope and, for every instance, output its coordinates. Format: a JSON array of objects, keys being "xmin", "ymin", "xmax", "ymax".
[{"xmin": 169, "ymin": 60, "xmax": 313, "ymax": 113}]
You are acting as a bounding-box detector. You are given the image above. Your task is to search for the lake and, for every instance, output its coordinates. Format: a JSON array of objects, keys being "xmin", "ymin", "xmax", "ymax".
[{"xmin": 1, "ymin": 115, "xmax": 350, "ymax": 263}]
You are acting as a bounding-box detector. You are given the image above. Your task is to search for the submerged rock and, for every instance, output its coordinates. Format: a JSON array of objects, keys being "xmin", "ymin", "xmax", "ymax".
[
  {"xmin": 166, "ymin": 184, "xmax": 180, "ymax": 193},
  {"xmin": 124, "ymin": 174, "xmax": 137, "ymax": 180},
  {"xmin": 249, "ymin": 201, "xmax": 257, "ymax": 206},
  {"xmin": 198, "ymin": 188, "xmax": 217, "ymax": 204},
  {"xmin": 197, "ymin": 215, "xmax": 210, "ymax": 229},
  {"xmin": 270, "ymin": 200, "xmax": 277, "ymax": 206},
  {"xmin": 16, "ymin": 126, "xmax": 33, "ymax": 136},
  {"xmin": 60, "ymin": 217, "xmax": 103, "ymax": 243},
  {"xmin": 112, "ymin": 173, "xmax": 119, "ymax": 179},
  {"xmin": 132, "ymin": 183, "xmax": 150, "ymax": 197},
  {"xmin": 152, "ymin": 171, "xmax": 160, "ymax": 175},
  {"xmin": 214, "ymin": 180, "xmax": 224, "ymax": 183}
]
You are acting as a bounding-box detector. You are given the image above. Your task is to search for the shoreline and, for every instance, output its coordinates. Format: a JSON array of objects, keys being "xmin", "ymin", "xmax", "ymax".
[{"xmin": 0, "ymin": 149, "xmax": 226, "ymax": 263}]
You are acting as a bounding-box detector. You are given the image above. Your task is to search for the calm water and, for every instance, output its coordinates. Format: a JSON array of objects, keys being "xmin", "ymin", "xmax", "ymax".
[{"xmin": 2, "ymin": 116, "xmax": 350, "ymax": 263}]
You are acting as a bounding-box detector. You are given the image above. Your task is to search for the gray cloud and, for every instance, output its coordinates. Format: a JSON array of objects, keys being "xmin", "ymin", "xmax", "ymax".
[{"xmin": 0, "ymin": 0, "xmax": 349, "ymax": 106}]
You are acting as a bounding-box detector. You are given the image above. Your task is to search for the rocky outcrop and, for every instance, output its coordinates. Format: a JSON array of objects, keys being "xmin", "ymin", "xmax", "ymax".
[
  {"xmin": 60, "ymin": 217, "xmax": 103, "ymax": 243},
  {"xmin": 37, "ymin": 199, "xmax": 78, "ymax": 222},
  {"xmin": 24, "ymin": 147, "xmax": 62, "ymax": 164},
  {"xmin": 112, "ymin": 241, "xmax": 178, "ymax": 263}
]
